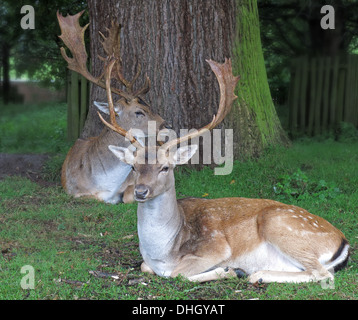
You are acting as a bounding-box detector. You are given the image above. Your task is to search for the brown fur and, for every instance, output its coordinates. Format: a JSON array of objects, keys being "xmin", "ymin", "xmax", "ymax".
[{"xmin": 61, "ymin": 98, "xmax": 165, "ymax": 203}]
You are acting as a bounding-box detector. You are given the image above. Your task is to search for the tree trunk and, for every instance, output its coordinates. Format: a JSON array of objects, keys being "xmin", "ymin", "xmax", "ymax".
[
  {"xmin": 2, "ymin": 43, "xmax": 10, "ymax": 105},
  {"xmin": 229, "ymin": 0, "xmax": 290, "ymax": 157},
  {"xmin": 84, "ymin": 0, "xmax": 289, "ymax": 159}
]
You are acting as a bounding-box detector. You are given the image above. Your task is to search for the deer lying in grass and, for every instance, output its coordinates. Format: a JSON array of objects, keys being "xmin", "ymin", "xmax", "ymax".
[
  {"xmin": 57, "ymin": 11, "xmax": 168, "ymax": 204},
  {"xmin": 101, "ymin": 56, "xmax": 349, "ymax": 283}
]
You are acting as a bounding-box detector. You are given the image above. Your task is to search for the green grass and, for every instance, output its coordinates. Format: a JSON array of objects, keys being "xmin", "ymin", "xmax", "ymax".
[
  {"xmin": 0, "ymin": 102, "xmax": 71, "ymax": 154},
  {"xmin": 0, "ymin": 102, "xmax": 357, "ymax": 300},
  {"xmin": 0, "ymin": 141, "xmax": 357, "ymax": 300}
]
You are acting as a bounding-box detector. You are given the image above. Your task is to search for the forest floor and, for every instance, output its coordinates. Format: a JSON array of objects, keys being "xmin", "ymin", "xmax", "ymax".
[{"xmin": 0, "ymin": 153, "xmax": 50, "ymax": 182}]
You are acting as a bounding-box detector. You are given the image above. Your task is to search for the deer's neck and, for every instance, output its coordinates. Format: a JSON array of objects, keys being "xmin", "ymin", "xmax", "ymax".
[
  {"xmin": 90, "ymin": 129, "xmax": 131, "ymax": 169},
  {"xmin": 137, "ymin": 185, "xmax": 183, "ymax": 276},
  {"xmin": 89, "ymin": 129, "xmax": 132, "ymax": 193},
  {"xmin": 97, "ymin": 128, "xmax": 129, "ymax": 150}
]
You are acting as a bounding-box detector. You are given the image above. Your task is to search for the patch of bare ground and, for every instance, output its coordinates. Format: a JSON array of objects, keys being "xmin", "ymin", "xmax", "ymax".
[{"xmin": 0, "ymin": 153, "xmax": 57, "ymax": 187}]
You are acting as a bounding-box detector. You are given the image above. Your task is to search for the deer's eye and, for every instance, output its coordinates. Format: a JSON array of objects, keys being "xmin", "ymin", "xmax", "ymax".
[
  {"xmin": 160, "ymin": 166, "xmax": 169, "ymax": 173},
  {"xmin": 135, "ymin": 111, "xmax": 145, "ymax": 118}
]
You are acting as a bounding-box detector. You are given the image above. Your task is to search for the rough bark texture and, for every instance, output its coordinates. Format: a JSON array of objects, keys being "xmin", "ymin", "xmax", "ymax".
[{"xmin": 83, "ymin": 0, "xmax": 289, "ymax": 159}]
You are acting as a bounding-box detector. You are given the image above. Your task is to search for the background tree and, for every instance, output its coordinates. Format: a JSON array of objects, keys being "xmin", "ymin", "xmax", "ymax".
[
  {"xmin": 258, "ymin": 0, "xmax": 358, "ymax": 104},
  {"xmin": 84, "ymin": 0, "xmax": 289, "ymax": 159},
  {"xmin": 0, "ymin": 0, "xmax": 87, "ymax": 104},
  {"xmin": 0, "ymin": 2, "xmax": 22, "ymax": 104}
]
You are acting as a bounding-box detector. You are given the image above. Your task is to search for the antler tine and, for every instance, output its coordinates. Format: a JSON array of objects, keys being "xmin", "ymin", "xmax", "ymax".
[
  {"xmin": 57, "ymin": 11, "xmax": 131, "ymax": 101},
  {"xmin": 133, "ymin": 75, "xmax": 151, "ymax": 97},
  {"xmin": 98, "ymin": 20, "xmax": 151, "ymax": 100},
  {"xmin": 164, "ymin": 58, "xmax": 240, "ymax": 151},
  {"xmin": 116, "ymin": 61, "xmax": 141, "ymax": 94},
  {"xmin": 97, "ymin": 57, "xmax": 143, "ymax": 149}
]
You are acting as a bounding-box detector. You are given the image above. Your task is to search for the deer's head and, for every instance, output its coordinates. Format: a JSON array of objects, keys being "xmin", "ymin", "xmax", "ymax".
[
  {"xmin": 94, "ymin": 99, "xmax": 168, "ymax": 135},
  {"xmin": 109, "ymin": 144, "xmax": 197, "ymax": 201}
]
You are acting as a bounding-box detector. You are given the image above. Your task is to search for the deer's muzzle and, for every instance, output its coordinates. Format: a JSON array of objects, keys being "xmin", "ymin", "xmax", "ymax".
[{"xmin": 134, "ymin": 184, "xmax": 150, "ymax": 201}]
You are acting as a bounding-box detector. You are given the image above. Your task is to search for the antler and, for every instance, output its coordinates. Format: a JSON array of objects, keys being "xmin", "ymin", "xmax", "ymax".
[
  {"xmin": 97, "ymin": 20, "xmax": 150, "ymax": 97},
  {"xmin": 97, "ymin": 57, "xmax": 143, "ymax": 149},
  {"xmin": 57, "ymin": 10, "xmax": 149, "ymax": 101},
  {"xmin": 163, "ymin": 58, "xmax": 240, "ymax": 151},
  {"xmin": 97, "ymin": 58, "xmax": 239, "ymax": 154}
]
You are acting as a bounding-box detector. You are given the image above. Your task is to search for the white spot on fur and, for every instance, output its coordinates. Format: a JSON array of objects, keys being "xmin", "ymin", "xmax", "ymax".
[{"xmin": 288, "ymin": 209, "xmax": 294, "ymax": 213}]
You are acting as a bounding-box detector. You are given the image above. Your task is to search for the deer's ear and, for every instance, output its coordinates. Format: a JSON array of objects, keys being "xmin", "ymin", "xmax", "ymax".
[
  {"xmin": 173, "ymin": 145, "xmax": 198, "ymax": 165},
  {"xmin": 94, "ymin": 101, "xmax": 122, "ymax": 115},
  {"xmin": 108, "ymin": 145, "xmax": 135, "ymax": 165}
]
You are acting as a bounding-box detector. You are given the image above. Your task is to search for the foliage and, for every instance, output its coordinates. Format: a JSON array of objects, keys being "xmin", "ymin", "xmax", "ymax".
[
  {"xmin": 336, "ymin": 122, "xmax": 358, "ymax": 142},
  {"xmin": 258, "ymin": 0, "xmax": 358, "ymax": 104},
  {"xmin": 273, "ymin": 168, "xmax": 341, "ymax": 201},
  {"xmin": 0, "ymin": 0, "xmax": 88, "ymax": 89}
]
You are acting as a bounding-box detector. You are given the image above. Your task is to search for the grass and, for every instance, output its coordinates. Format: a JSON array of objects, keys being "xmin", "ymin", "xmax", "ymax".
[
  {"xmin": 0, "ymin": 102, "xmax": 357, "ymax": 300},
  {"xmin": 0, "ymin": 102, "xmax": 71, "ymax": 154}
]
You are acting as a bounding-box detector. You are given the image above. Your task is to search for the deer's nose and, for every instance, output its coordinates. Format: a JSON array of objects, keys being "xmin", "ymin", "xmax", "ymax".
[{"xmin": 135, "ymin": 185, "xmax": 149, "ymax": 200}]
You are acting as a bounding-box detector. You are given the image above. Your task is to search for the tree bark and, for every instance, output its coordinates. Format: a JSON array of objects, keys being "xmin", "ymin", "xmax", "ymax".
[{"xmin": 84, "ymin": 0, "xmax": 289, "ymax": 159}]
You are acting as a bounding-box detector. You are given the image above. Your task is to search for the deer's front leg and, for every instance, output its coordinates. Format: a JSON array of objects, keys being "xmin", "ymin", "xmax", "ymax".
[
  {"xmin": 118, "ymin": 172, "xmax": 136, "ymax": 203},
  {"xmin": 171, "ymin": 255, "xmax": 240, "ymax": 282},
  {"xmin": 187, "ymin": 267, "xmax": 240, "ymax": 282},
  {"xmin": 122, "ymin": 185, "xmax": 135, "ymax": 203},
  {"xmin": 170, "ymin": 240, "xmax": 235, "ymax": 282},
  {"xmin": 141, "ymin": 261, "xmax": 155, "ymax": 275}
]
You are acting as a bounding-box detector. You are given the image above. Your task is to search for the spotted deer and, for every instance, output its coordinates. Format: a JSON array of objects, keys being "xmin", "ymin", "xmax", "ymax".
[
  {"xmin": 57, "ymin": 11, "xmax": 169, "ymax": 204},
  {"xmin": 99, "ymin": 55, "xmax": 349, "ymax": 284}
]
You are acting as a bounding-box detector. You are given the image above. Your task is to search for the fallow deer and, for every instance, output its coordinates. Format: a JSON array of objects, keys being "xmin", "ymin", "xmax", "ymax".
[
  {"xmin": 103, "ymin": 57, "xmax": 350, "ymax": 283},
  {"xmin": 57, "ymin": 11, "xmax": 167, "ymax": 203}
]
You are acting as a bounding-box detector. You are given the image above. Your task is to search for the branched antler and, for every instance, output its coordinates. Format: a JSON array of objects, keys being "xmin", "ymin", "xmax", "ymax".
[
  {"xmin": 97, "ymin": 56, "xmax": 143, "ymax": 149},
  {"xmin": 163, "ymin": 58, "xmax": 240, "ymax": 150},
  {"xmin": 98, "ymin": 58, "xmax": 239, "ymax": 152},
  {"xmin": 57, "ymin": 10, "xmax": 149, "ymax": 101}
]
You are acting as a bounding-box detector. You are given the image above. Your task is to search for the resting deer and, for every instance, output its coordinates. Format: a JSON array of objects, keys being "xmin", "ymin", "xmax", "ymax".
[
  {"xmin": 100, "ymin": 56, "xmax": 350, "ymax": 284},
  {"xmin": 57, "ymin": 11, "xmax": 168, "ymax": 204}
]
